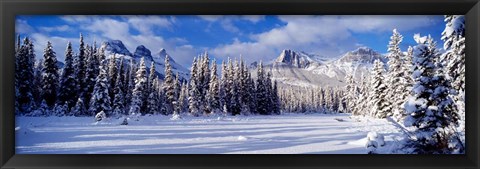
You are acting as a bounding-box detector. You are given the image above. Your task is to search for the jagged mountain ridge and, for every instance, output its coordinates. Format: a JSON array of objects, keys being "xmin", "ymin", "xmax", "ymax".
[
  {"xmin": 259, "ymin": 47, "xmax": 386, "ymax": 88},
  {"xmin": 99, "ymin": 40, "xmax": 189, "ymax": 80}
]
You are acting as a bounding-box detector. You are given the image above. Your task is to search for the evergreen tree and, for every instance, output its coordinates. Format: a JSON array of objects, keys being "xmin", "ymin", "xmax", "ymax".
[
  {"xmin": 89, "ymin": 62, "xmax": 111, "ymax": 117},
  {"xmin": 178, "ymin": 82, "xmax": 189, "ymax": 113},
  {"xmin": 228, "ymin": 60, "xmax": 241, "ymax": 115},
  {"xmin": 206, "ymin": 59, "xmax": 221, "ymax": 114},
  {"xmin": 173, "ymin": 73, "xmax": 181, "ymax": 115},
  {"xmin": 75, "ymin": 33, "xmax": 87, "ymax": 98},
  {"xmin": 84, "ymin": 46, "xmax": 100, "ymax": 111},
  {"xmin": 272, "ymin": 80, "xmax": 280, "ymax": 114},
  {"xmin": 441, "ymin": 15, "xmax": 465, "ymax": 132},
  {"xmin": 163, "ymin": 55, "xmax": 175, "ymax": 115},
  {"xmin": 129, "ymin": 57, "xmax": 148, "ymax": 115},
  {"xmin": 58, "ymin": 42, "xmax": 78, "ymax": 108},
  {"xmin": 404, "ymin": 35, "xmax": 461, "ymax": 154},
  {"xmin": 125, "ymin": 59, "xmax": 137, "ymax": 110},
  {"xmin": 368, "ymin": 59, "xmax": 388, "ymax": 118},
  {"xmin": 71, "ymin": 98, "xmax": 86, "ymax": 116},
  {"xmin": 188, "ymin": 57, "xmax": 201, "ymax": 116},
  {"xmin": 16, "ymin": 37, "xmax": 35, "ymax": 113},
  {"xmin": 344, "ymin": 74, "xmax": 356, "ymax": 113},
  {"xmin": 112, "ymin": 61, "xmax": 126, "ymax": 117},
  {"xmin": 255, "ymin": 61, "xmax": 269, "ymax": 115},
  {"xmin": 41, "ymin": 41, "xmax": 59, "ymax": 108},
  {"xmin": 146, "ymin": 78, "xmax": 160, "ymax": 115},
  {"xmin": 108, "ymin": 55, "xmax": 118, "ymax": 103},
  {"xmin": 219, "ymin": 60, "xmax": 228, "ymax": 112},
  {"xmin": 386, "ymin": 29, "xmax": 404, "ymax": 118}
]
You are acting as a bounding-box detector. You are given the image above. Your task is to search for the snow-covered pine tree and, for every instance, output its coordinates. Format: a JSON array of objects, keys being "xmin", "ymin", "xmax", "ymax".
[
  {"xmin": 188, "ymin": 57, "xmax": 201, "ymax": 116},
  {"xmin": 83, "ymin": 46, "xmax": 101, "ymax": 112},
  {"xmin": 58, "ymin": 42, "xmax": 78, "ymax": 108},
  {"xmin": 71, "ymin": 98, "xmax": 86, "ymax": 116},
  {"xmin": 148, "ymin": 62, "xmax": 157, "ymax": 94},
  {"xmin": 247, "ymin": 72, "xmax": 257, "ymax": 114},
  {"xmin": 272, "ymin": 80, "xmax": 281, "ymax": 114},
  {"xmin": 368, "ymin": 59, "xmax": 388, "ymax": 118},
  {"xmin": 173, "ymin": 73, "xmax": 181, "ymax": 116},
  {"xmin": 146, "ymin": 78, "xmax": 160, "ymax": 115},
  {"xmin": 163, "ymin": 55, "xmax": 175, "ymax": 115},
  {"xmin": 53, "ymin": 102, "xmax": 68, "ymax": 117},
  {"xmin": 33, "ymin": 59, "xmax": 44, "ymax": 107},
  {"xmin": 112, "ymin": 59, "xmax": 126, "ymax": 117},
  {"xmin": 41, "ymin": 41, "xmax": 59, "ymax": 108},
  {"xmin": 255, "ymin": 61, "xmax": 269, "ymax": 115},
  {"xmin": 201, "ymin": 52, "xmax": 211, "ymax": 100},
  {"xmin": 89, "ymin": 61, "xmax": 111, "ymax": 117},
  {"xmin": 229, "ymin": 60, "xmax": 241, "ymax": 115},
  {"xmin": 441, "ymin": 15, "xmax": 465, "ymax": 132},
  {"xmin": 125, "ymin": 58, "xmax": 137, "ymax": 110},
  {"xmin": 343, "ymin": 74, "xmax": 356, "ymax": 113},
  {"xmin": 404, "ymin": 35, "xmax": 461, "ymax": 154},
  {"xmin": 206, "ymin": 59, "xmax": 220, "ymax": 114},
  {"xmin": 265, "ymin": 72, "xmax": 274, "ymax": 114},
  {"xmin": 16, "ymin": 37, "xmax": 35, "ymax": 114},
  {"xmin": 75, "ymin": 33, "xmax": 87, "ymax": 98},
  {"xmin": 178, "ymin": 82, "xmax": 189, "ymax": 113},
  {"xmin": 385, "ymin": 29, "xmax": 408, "ymax": 119},
  {"xmin": 108, "ymin": 54, "xmax": 118, "ymax": 103},
  {"xmin": 219, "ymin": 60, "xmax": 228, "ymax": 112},
  {"xmin": 129, "ymin": 57, "xmax": 148, "ymax": 116}
]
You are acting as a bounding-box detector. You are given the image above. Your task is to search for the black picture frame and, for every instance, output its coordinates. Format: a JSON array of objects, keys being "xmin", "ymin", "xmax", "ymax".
[{"xmin": 1, "ymin": 0, "xmax": 479, "ymax": 168}]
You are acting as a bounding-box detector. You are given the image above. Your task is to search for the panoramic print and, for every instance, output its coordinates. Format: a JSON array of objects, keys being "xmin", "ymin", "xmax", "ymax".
[{"xmin": 15, "ymin": 15, "xmax": 465, "ymax": 154}]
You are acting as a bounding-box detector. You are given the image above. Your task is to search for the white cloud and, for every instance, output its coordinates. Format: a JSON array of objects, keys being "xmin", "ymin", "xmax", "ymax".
[
  {"xmin": 124, "ymin": 15, "xmax": 174, "ymax": 34},
  {"xmin": 198, "ymin": 15, "xmax": 266, "ymax": 33},
  {"xmin": 15, "ymin": 19, "xmax": 34, "ymax": 34},
  {"xmin": 39, "ymin": 25, "xmax": 70, "ymax": 32},
  {"xmin": 211, "ymin": 15, "xmax": 439, "ymax": 64}
]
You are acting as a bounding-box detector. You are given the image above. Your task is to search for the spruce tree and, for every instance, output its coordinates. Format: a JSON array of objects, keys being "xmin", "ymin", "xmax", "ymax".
[
  {"xmin": 188, "ymin": 57, "xmax": 201, "ymax": 116},
  {"xmin": 16, "ymin": 37, "xmax": 35, "ymax": 114},
  {"xmin": 84, "ymin": 46, "xmax": 101, "ymax": 112},
  {"xmin": 386, "ymin": 29, "xmax": 406, "ymax": 118},
  {"xmin": 112, "ymin": 60, "xmax": 126, "ymax": 117},
  {"xmin": 75, "ymin": 33, "xmax": 87, "ymax": 98},
  {"xmin": 163, "ymin": 55, "xmax": 175, "ymax": 115},
  {"xmin": 146, "ymin": 78, "xmax": 160, "ymax": 115},
  {"xmin": 404, "ymin": 35, "xmax": 461, "ymax": 154},
  {"xmin": 89, "ymin": 61, "xmax": 111, "ymax": 117},
  {"xmin": 41, "ymin": 41, "xmax": 59, "ymax": 108},
  {"xmin": 58, "ymin": 42, "xmax": 78, "ymax": 108},
  {"xmin": 255, "ymin": 61, "xmax": 268, "ymax": 115},
  {"xmin": 207, "ymin": 59, "xmax": 220, "ymax": 114},
  {"xmin": 368, "ymin": 60, "xmax": 388, "ymax": 118},
  {"xmin": 129, "ymin": 57, "xmax": 148, "ymax": 115},
  {"xmin": 108, "ymin": 55, "xmax": 118, "ymax": 103}
]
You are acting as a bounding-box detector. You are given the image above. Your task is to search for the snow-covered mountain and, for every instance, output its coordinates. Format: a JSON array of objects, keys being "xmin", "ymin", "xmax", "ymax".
[
  {"xmin": 100, "ymin": 40, "xmax": 189, "ymax": 80},
  {"xmin": 256, "ymin": 47, "xmax": 386, "ymax": 88},
  {"xmin": 310, "ymin": 47, "xmax": 386, "ymax": 81}
]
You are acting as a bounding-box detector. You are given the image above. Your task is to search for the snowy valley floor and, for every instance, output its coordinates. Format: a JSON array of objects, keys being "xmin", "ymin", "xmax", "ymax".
[{"xmin": 15, "ymin": 113, "xmax": 405, "ymax": 154}]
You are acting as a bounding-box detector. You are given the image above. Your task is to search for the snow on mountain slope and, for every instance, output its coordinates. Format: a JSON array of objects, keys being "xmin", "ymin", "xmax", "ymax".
[
  {"xmin": 257, "ymin": 47, "xmax": 386, "ymax": 88},
  {"xmin": 99, "ymin": 40, "xmax": 189, "ymax": 80},
  {"xmin": 310, "ymin": 47, "xmax": 385, "ymax": 80}
]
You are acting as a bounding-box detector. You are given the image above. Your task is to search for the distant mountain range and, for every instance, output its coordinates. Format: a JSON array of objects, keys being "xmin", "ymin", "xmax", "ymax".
[
  {"xmin": 99, "ymin": 40, "xmax": 190, "ymax": 80},
  {"xmin": 254, "ymin": 47, "xmax": 387, "ymax": 88},
  {"xmin": 98, "ymin": 39, "xmax": 386, "ymax": 88}
]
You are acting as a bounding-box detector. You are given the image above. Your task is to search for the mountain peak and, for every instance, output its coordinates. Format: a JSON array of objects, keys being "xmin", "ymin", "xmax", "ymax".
[
  {"xmin": 134, "ymin": 45, "xmax": 153, "ymax": 61},
  {"xmin": 275, "ymin": 49, "xmax": 314, "ymax": 68},
  {"xmin": 100, "ymin": 40, "xmax": 132, "ymax": 56},
  {"xmin": 337, "ymin": 47, "xmax": 384, "ymax": 64}
]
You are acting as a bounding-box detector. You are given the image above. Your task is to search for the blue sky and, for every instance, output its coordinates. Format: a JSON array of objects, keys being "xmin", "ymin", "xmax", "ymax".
[{"xmin": 16, "ymin": 15, "xmax": 446, "ymax": 67}]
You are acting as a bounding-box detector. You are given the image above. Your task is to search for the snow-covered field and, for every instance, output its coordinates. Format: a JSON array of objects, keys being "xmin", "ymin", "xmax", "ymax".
[{"xmin": 15, "ymin": 113, "xmax": 404, "ymax": 154}]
